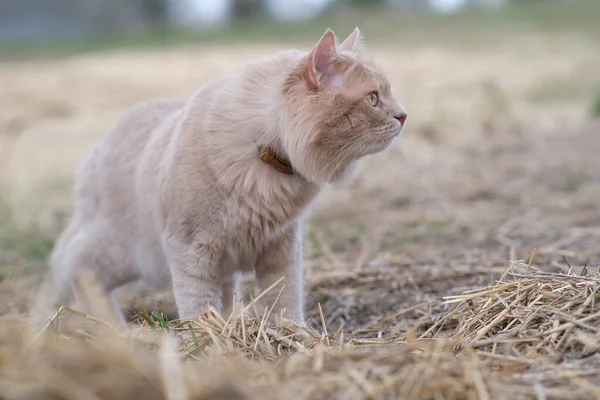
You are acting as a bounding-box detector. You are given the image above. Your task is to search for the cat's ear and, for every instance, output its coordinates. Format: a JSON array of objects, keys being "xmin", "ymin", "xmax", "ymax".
[
  {"xmin": 340, "ymin": 27, "xmax": 363, "ymax": 52},
  {"xmin": 307, "ymin": 28, "xmax": 337, "ymax": 89}
]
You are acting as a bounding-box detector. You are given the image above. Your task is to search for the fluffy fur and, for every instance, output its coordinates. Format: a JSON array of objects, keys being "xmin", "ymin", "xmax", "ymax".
[{"xmin": 49, "ymin": 27, "xmax": 407, "ymax": 325}]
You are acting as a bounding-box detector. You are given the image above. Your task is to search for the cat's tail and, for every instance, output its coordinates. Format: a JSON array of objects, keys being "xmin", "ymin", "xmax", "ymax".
[
  {"xmin": 26, "ymin": 225, "xmax": 79, "ymax": 331},
  {"xmin": 48, "ymin": 219, "xmax": 79, "ymax": 309}
]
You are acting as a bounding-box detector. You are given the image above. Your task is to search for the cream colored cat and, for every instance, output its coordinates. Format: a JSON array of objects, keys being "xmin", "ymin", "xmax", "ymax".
[{"xmin": 49, "ymin": 27, "xmax": 407, "ymax": 325}]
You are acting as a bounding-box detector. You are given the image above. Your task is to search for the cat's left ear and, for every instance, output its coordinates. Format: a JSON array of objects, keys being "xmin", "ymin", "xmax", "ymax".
[
  {"xmin": 340, "ymin": 27, "xmax": 364, "ymax": 52},
  {"xmin": 307, "ymin": 28, "xmax": 338, "ymax": 89}
]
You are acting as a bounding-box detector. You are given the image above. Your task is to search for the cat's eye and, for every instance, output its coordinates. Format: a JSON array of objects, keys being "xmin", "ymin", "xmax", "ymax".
[{"xmin": 366, "ymin": 92, "xmax": 379, "ymax": 107}]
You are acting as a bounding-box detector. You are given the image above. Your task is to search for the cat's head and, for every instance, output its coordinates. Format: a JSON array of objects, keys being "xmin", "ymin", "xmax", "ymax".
[{"xmin": 281, "ymin": 27, "xmax": 407, "ymax": 183}]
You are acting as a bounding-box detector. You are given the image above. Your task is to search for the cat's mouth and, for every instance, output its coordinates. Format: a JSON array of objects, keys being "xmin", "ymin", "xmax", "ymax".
[{"xmin": 390, "ymin": 126, "xmax": 403, "ymax": 139}]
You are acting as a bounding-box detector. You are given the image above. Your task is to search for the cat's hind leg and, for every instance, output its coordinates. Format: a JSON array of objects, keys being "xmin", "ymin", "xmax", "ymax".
[
  {"xmin": 108, "ymin": 279, "xmax": 147, "ymax": 325},
  {"xmin": 51, "ymin": 222, "xmax": 138, "ymax": 325}
]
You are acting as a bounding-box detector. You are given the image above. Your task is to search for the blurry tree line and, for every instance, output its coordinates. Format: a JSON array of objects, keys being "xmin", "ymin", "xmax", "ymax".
[{"xmin": 0, "ymin": 0, "xmax": 568, "ymax": 43}]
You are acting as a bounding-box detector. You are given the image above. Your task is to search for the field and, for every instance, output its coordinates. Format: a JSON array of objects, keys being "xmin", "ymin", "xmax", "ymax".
[{"xmin": 1, "ymin": 2, "xmax": 600, "ymax": 399}]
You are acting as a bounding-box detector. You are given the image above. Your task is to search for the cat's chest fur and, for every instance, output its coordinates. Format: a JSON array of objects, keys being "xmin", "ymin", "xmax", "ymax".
[{"xmin": 218, "ymin": 183, "xmax": 319, "ymax": 269}]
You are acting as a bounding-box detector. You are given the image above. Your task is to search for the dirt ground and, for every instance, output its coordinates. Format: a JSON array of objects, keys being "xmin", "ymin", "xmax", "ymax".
[{"xmin": 1, "ymin": 21, "xmax": 600, "ymax": 399}]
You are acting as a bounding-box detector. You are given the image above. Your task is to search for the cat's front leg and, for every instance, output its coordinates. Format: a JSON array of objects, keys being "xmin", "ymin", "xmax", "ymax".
[
  {"xmin": 221, "ymin": 272, "xmax": 241, "ymax": 318},
  {"xmin": 166, "ymin": 238, "xmax": 223, "ymax": 320},
  {"xmin": 255, "ymin": 224, "xmax": 305, "ymax": 326}
]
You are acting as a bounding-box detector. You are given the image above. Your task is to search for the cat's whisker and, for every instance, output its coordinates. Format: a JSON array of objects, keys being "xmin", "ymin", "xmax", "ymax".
[
  {"xmin": 309, "ymin": 132, "xmax": 366, "ymax": 181},
  {"xmin": 317, "ymin": 134, "xmax": 373, "ymax": 181},
  {"xmin": 322, "ymin": 139, "xmax": 365, "ymax": 179}
]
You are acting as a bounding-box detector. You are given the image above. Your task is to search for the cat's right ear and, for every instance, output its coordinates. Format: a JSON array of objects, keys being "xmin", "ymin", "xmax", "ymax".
[
  {"xmin": 340, "ymin": 27, "xmax": 363, "ymax": 52},
  {"xmin": 307, "ymin": 28, "xmax": 337, "ymax": 89}
]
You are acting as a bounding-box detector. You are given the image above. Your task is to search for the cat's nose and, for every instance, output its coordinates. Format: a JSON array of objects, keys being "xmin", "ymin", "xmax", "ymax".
[{"xmin": 394, "ymin": 111, "xmax": 407, "ymax": 126}]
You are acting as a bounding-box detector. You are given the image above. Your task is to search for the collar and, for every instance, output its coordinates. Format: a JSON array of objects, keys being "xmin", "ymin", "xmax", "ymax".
[{"xmin": 258, "ymin": 145, "xmax": 294, "ymax": 175}]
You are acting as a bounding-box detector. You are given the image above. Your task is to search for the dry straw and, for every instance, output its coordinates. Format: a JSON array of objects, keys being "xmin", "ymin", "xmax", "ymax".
[{"xmin": 1, "ymin": 255, "xmax": 599, "ymax": 399}]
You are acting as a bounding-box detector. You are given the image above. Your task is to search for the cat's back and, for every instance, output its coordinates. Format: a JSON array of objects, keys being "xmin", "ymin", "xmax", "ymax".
[
  {"xmin": 75, "ymin": 98, "xmax": 186, "ymax": 218},
  {"xmin": 101, "ymin": 97, "xmax": 186, "ymax": 164}
]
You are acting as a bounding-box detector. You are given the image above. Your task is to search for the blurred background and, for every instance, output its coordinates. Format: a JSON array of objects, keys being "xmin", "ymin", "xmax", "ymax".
[
  {"xmin": 0, "ymin": 0, "xmax": 599, "ymax": 325},
  {"xmin": 0, "ymin": 0, "xmax": 515, "ymax": 44}
]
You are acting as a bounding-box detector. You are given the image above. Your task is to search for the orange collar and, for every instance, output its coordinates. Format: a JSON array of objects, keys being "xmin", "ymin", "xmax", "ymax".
[{"xmin": 258, "ymin": 145, "xmax": 294, "ymax": 175}]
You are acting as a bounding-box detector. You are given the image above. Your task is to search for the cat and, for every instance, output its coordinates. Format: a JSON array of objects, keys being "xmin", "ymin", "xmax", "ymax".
[{"xmin": 49, "ymin": 27, "xmax": 407, "ymax": 326}]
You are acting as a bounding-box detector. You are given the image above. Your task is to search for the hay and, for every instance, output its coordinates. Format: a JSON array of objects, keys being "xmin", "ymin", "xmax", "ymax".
[
  {"xmin": 438, "ymin": 259, "xmax": 600, "ymax": 361},
  {"xmin": 1, "ymin": 255, "xmax": 599, "ymax": 399}
]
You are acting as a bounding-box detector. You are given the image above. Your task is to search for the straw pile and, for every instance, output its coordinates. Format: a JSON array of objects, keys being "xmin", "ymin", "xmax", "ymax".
[{"xmin": 1, "ymin": 255, "xmax": 599, "ymax": 399}]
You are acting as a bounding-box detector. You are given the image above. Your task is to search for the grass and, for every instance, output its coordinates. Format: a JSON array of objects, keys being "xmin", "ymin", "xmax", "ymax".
[
  {"xmin": 0, "ymin": 190, "xmax": 55, "ymax": 279},
  {"xmin": 1, "ymin": 0, "xmax": 600, "ymax": 59},
  {"xmin": 141, "ymin": 309, "xmax": 172, "ymax": 333}
]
